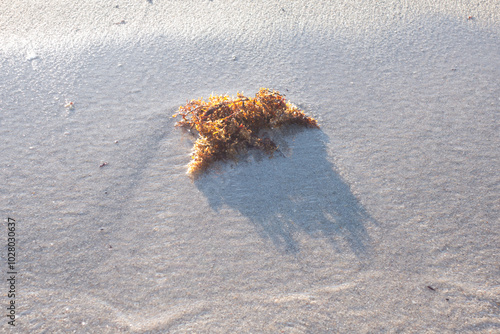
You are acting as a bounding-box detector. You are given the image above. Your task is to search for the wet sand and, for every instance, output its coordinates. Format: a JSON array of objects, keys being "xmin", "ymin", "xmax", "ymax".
[{"xmin": 1, "ymin": 1, "xmax": 499, "ymax": 332}]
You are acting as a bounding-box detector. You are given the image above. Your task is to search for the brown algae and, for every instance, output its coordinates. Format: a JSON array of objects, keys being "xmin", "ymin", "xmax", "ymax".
[{"xmin": 173, "ymin": 88, "xmax": 319, "ymax": 176}]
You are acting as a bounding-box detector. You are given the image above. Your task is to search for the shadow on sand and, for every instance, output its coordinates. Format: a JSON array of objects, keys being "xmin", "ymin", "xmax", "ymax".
[{"xmin": 195, "ymin": 127, "xmax": 374, "ymax": 255}]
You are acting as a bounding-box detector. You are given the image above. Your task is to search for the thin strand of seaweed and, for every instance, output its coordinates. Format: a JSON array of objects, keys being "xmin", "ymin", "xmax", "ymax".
[{"xmin": 173, "ymin": 88, "xmax": 319, "ymax": 176}]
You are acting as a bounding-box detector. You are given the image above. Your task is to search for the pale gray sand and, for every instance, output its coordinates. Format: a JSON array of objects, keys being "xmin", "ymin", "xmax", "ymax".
[{"xmin": 1, "ymin": 1, "xmax": 499, "ymax": 333}]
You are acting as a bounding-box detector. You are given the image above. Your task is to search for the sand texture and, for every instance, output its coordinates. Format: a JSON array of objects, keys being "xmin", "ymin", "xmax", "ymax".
[{"xmin": 1, "ymin": 1, "xmax": 499, "ymax": 333}]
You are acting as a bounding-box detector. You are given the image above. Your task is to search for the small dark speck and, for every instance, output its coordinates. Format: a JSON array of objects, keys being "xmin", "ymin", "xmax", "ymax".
[
  {"xmin": 115, "ymin": 5, "xmax": 119, "ymax": 8},
  {"xmin": 99, "ymin": 228, "xmax": 104, "ymax": 231},
  {"xmin": 427, "ymin": 286, "xmax": 436, "ymax": 291},
  {"xmin": 100, "ymin": 162, "xmax": 108, "ymax": 168},
  {"xmin": 109, "ymin": 245, "xmax": 113, "ymax": 249},
  {"xmin": 446, "ymin": 298, "xmax": 450, "ymax": 301},
  {"xmin": 451, "ymin": 68, "xmax": 457, "ymax": 71}
]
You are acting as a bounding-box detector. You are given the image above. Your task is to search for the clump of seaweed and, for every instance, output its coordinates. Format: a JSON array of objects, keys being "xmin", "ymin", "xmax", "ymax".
[{"xmin": 173, "ymin": 88, "xmax": 319, "ymax": 176}]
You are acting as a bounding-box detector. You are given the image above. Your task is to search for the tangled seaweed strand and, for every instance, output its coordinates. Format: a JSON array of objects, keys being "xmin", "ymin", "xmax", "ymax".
[{"xmin": 173, "ymin": 88, "xmax": 319, "ymax": 176}]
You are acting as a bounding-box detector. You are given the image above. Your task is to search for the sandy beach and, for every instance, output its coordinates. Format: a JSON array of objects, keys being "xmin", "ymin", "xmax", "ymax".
[{"xmin": 1, "ymin": 1, "xmax": 499, "ymax": 332}]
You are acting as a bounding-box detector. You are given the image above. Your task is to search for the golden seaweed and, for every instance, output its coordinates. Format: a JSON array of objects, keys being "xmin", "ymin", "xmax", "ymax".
[{"xmin": 173, "ymin": 88, "xmax": 319, "ymax": 176}]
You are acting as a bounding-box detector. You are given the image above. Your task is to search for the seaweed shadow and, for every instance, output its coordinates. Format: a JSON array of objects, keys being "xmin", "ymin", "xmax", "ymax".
[{"xmin": 195, "ymin": 127, "xmax": 375, "ymax": 255}]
